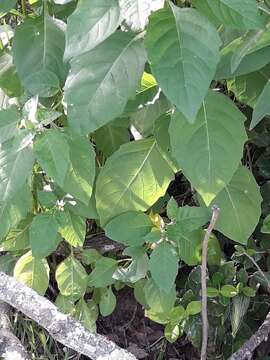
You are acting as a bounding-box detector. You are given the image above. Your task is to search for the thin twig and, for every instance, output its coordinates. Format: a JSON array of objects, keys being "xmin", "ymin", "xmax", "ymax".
[{"xmin": 200, "ymin": 205, "xmax": 220, "ymax": 360}]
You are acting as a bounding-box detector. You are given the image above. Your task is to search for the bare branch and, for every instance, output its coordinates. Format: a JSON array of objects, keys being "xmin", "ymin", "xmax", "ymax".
[
  {"xmin": 0, "ymin": 301, "xmax": 30, "ymax": 360},
  {"xmin": 0, "ymin": 272, "xmax": 136, "ymax": 360},
  {"xmin": 200, "ymin": 205, "xmax": 220, "ymax": 360}
]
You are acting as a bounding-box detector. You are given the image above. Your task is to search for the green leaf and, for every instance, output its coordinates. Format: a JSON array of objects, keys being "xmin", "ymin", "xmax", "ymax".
[
  {"xmin": 96, "ymin": 138, "xmax": 174, "ymax": 225},
  {"xmin": 0, "ymin": 136, "xmax": 34, "ymax": 205},
  {"xmin": 165, "ymin": 323, "xmax": 180, "ymax": 343},
  {"xmin": 251, "ymin": 80, "xmax": 270, "ymax": 129},
  {"xmin": 55, "ymin": 294, "xmax": 75, "ymax": 315},
  {"xmin": 55, "ymin": 257, "xmax": 88, "ymax": 299},
  {"xmin": 30, "ymin": 213, "xmax": 60, "ymax": 258},
  {"xmin": 58, "ymin": 210, "xmax": 86, "ymax": 248},
  {"xmin": 64, "ymin": 0, "xmax": 120, "ymax": 60},
  {"xmin": 0, "ymin": 0, "xmax": 16, "ymax": 12},
  {"xmin": 193, "ymin": 0, "xmax": 263, "ymax": 30},
  {"xmin": 262, "ymin": 214, "xmax": 270, "ymax": 233},
  {"xmin": 75, "ymin": 299, "xmax": 98, "ymax": 332},
  {"xmin": 144, "ymin": 279, "xmax": 176, "ymax": 313},
  {"xmin": 105, "ymin": 211, "xmax": 152, "ymax": 246},
  {"xmin": 207, "ymin": 287, "xmax": 219, "ymax": 297},
  {"xmin": 168, "ymin": 229, "xmax": 202, "ymax": 266},
  {"xmin": 166, "ymin": 197, "xmax": 178, "ymax": 220},
  {"xmin": 211, "ymin": 166, "xmax": 262, "ymax": 244},
  {"xmin": 220, "ymin": 284, "xmax": 238, "ymax": 298},
  {"xmin": 242, "ymin": 286, "xmax": 256, "ymax": 297},
  {"xmin": 186, "ymin": 301, "xmax": 202, "ymax": 316},
  {"xmin": 0, "ymin": 52, "xmax": 23, "ymax": 97},
  {"xmin": 149, "ymin": 242, "xmax": 178, "ymax": 294},
  {"xmin": 145, "ymin": 3, "xmax": 220, "ymax": 121},
  {"xmin": 0, "ymin": 215, "xmax": 32, "ymax": 251},
  {"xmin": 13, "ymin": 16, "xmax": 67, "ymax": 97},
  {"xmin": 0, "ymin": 254, "xmax": 16, "ymax": 275},
  {"xmin": 120, "ymin": 0, "xmax": 165, "ymax": 31},
  {"xmin": 13, "ymin": 251, "xmax": 50, "ymax": 295},
  {"xmin": 168, "ymin": 206, "xmax": 209, "ymax": 234},
  {"xmin": 81, "ymin": 249, "xmax": 101, "ymax": 266},
  {"xmin": 100, "ymin": 287, "xmax": 117, "ymax": 317},
  {"xmin": 231, "ymin": 295, "xmax": 250, "ymax": 337},
  {"xmin": 65, "ymin": 31, "xmax": 146, "ymax": 134},
  {"xmin": 94, "ymin": 118, "xmax": 130, "ymax": 158},
  {"xmin": 0, "ymin": 184, "xmax": 32, "ymax": 241},
  {"xmin": 0, "ymin": 107, "xmax": 19, "ymax": 145},
  {"xmin": 208, "ymin": 234, "xmax": 222, "ymax": 266},
  {"xmin": 170, "ymin": 91, "xmax": 247, "ymax": 205},
  {"xmin": 34, "ymin": 129, "xmax": 70, "ymax": 187},
  {"xmin": 88, "ymin": 257, "xmax": 117, "ymax": 288}
]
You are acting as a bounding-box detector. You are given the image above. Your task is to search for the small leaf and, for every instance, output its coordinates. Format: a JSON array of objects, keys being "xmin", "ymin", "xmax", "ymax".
[
  {"xmin": 166, "ymin": 197, "xmax": 178, "ymax": 220},
  {"xmin": 165, "ymin": 323, "xmax": 180, "ymax": 343},
  {"xmin": 262, "ymin": 214, "xmax": 270, "ymax": 233},
  {"xmin": 88, "ymin": 257, "xmax": 117, "ymax": 288},
  {"xmin": 220, "ymin": 285, "xmax": 238, "ymax": 298},
  {"xmin": 56, "ymin": 257, "xmax": 88, "ymax": 299},
  {"xmin": 186, "ymin": 301, "xmax": 202, "ymax": 316},
  {"xmin": 55, "ymin": 294, "xmax": 75, "ymax": 315},
  {"xmin": 207, "ymin": 287, "xmax": 219, "ymax": 297},
  {"xmin": 14, "ymin": 251, "xmax": 49, "ymax": 295},
  {"xmin": 58, "ymin": 210, "xmax": 86, "ymax": 248},
  {"xmin": 34, "ymin": 129, "xmax": 70, "ymax": 187},
  {"xmin": 81, "ymin": 249, "xmax": 101, "ymax": 266},
  {"xmin": 242, "ymin": 286, "xmax": 256, "ymax": 297},
  {"xmin": 149, "ymin": 242, "xmax": 178, "ymax": 293},
  {"xmin": 99, "ymin": 287, "xmax": 117, "ymax": 317},
  {"xmin": 30, "ymin": 213, "xmax": 60, "ymax": 258},
  {"xmin": 105, "ymin": 211, "xmax": 152, "ymax": 246}
]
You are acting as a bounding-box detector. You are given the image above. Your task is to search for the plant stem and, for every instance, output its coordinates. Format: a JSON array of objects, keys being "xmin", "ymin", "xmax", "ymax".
[
  {"xmin": 200, "ymin": 205, "xmax": 220, "ymax": 360},
  {"xmin": 21, "ymin": 0, "xmax": 27, "ymax": 16}
]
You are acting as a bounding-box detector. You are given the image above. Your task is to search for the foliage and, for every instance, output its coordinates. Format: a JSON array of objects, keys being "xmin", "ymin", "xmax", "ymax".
[{"xmin": 1, "ymin": 0, "xmax": 270, "ymax": 358}]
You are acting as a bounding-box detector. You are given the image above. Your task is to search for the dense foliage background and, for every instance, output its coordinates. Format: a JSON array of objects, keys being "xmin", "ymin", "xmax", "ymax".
[{"xmin": 2, "ymin": 0, "xmax": 270, "ymax": 359}]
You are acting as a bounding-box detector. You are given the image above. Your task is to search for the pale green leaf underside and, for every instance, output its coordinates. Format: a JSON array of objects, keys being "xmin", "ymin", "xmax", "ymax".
[
  {"xmin": 96, "ymin": 138, "xmax": 174, "ymax": 225},
  {"xmin": 193, "ymin": 0, "xmax": 263, "ymax": 30},
  {"xmin": 211, "ymin": 166, "xmax": 262, "ymax": 244},
  {"xmin": 170, "ymin": 91, "xmax": 247, "ymax": 205},
  {"xmin": 64, "ymin": 0, "xmax": 120, "ymax": 60},
  {"xmin": 13, "ymin": 251, "xmax": 49, "ymax": 295},
  {"xmin": 145, "ymin": 4, "xmax": 221, "ymax": 121},
  {"xmin": 65, "ymin": 31, "xmax": 147, "ymax": 134}
]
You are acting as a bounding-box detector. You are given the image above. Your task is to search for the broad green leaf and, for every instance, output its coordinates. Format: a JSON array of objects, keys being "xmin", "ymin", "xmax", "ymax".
[
  {"xmin": 99, "ymin": 287, "xmax": 117, "ymax": 317},
  {"xmin": 105, "ymin": 211, "xmax": 152, "ymax": 246},
  {"xmin": 0, "ymin": 0, "xmax": 16, "ymax": 12},
  {"xmin": 145, "ymin": 3, "xmax": 220, "ymax": 121},
  {"xmin": 94, "ymin": 118, "xmax": 130, "ymax": 157},
  {"xmin": 0, "ymin": 215, "xmax": 32, "ymax": 251},
  {"xmin": 13, "ymin": 251, "xmax": 50, "ymax": 295},
  {"xmin": 120, "ymin": 0, "xmax": 165, "ymax": 31},
  {"xmin": 0, "ymin": 52, "xmax": 23, "ymax": 97},
  {"xmin": 144, "ymin": 279, "xmax": 176, "ymax": 313},
  {"xmin": 113, "ymin": 247, "xmax": 149, "ymax": 283},
  {"xmin": 30, "ymin": 213, "xmax": 60, "ymax": 258},
  {"xmin": 55, "ymin": 257, "xmax": 88, "ymax": 299},
  {"xmin": 193, "ymin": 0, "xmax": 263, "ymax": 30},
  {"xmin": 186, "ymin": 301, "xmax": 202, "ymax": 316},
  {"xmin": 0, "ymin": 137, "xmax": 34, "ymax": 204},
  {"xmin": 170, "ymin": 91, "xmax": 247, "ymax": 205},
  {"xmin": 165, "ymin": 324, "xmax": 180, "ymax": 343},
  {"xmin": 61, "ymin": 133, "xmax": 95, "ymax": 204},
  {"xmin": 55, "ymin": 294, "xmax": 75, "ymax": 315},
  {"xmin": 251, "ymin": 80, "xmax": 270, "ymax": 129},
  {"xmin": 58, "ymin": 210, "xmax": 85, "ymax": 248},
  {"xmin": 64, "ymin": 0, "xmax": 120, "ymax": 60},
  {"xmin": 168, "ymin": 229, "xmax": 203, "ymax": 266},
  {"xmin": 66, "ymin": 196, "xmax": 98, "ymax": 220},
  {"xmin": 0, "ymin": 184, "xmax": 32, "ymax": 241},
  {"xmin": 88, "ymin": 257, "xmax": 117, "ymax": 288},
  {"xmin": 168, "ymin": 206, "xmax": 209, "ymax": 234},
  {"xmin": 149, "ymin": 241, "xmax": 178, "ymax": 293},
  {"xmin": 13, "ymin": 16, "xmax": 67, "ymax": 97},
  {"xmin": 34, "ymin": 129, "xmax": 70, "ymax": 187},
  {"xmin": 81, "ymin": 249, "xmax": 101, "ymax": 266},
  {"xmin": 96, "ymin": 138, "xmax": 174, "ymax": 225},
  {"xmin": 75, "ymin": 299, "xmax": 98, "ymax": 332},
  {"xmin": 0, "ymin": 107, "xmax": 19, "ymax": 144},
  {"xmin": 211, "ymin": 166, "xmax": 262, "ymax": 244},
  {"xmin": 65, "ymin": 31, "xmax": 147, "ymax": 134}
]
